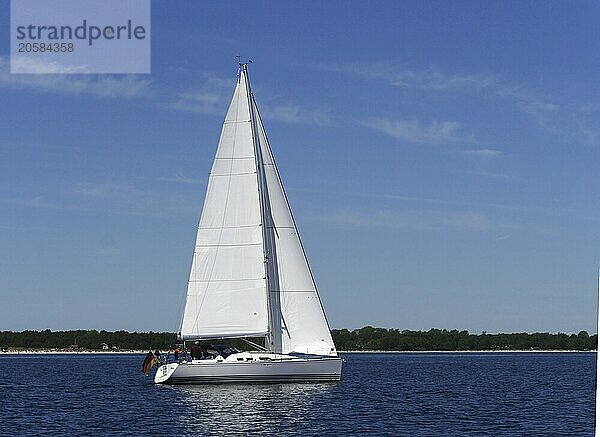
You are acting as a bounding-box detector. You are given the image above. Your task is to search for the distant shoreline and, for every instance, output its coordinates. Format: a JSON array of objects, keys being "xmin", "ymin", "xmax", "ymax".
[
  {"xmin": 2, "ymin": 329, "xmax": 595, "ymax": 352},
  {"xmin": 0, "ymin": 349, "xmax": 594, "ymax": 355},
  {"xmin": 0, "ymin": 350, "xmax": 147, "ymax": 354}
]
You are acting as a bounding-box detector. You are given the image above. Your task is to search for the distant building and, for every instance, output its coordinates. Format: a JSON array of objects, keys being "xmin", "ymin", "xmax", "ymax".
[{"xmin": 100, "ymin": 343, "xmax": 109, "ymax": 350}]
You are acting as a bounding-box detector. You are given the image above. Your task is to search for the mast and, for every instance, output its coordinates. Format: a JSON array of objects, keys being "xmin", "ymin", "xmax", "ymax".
[{"xmin": 242, "ymin": 63, "xmax": 282, "ymax": 353}]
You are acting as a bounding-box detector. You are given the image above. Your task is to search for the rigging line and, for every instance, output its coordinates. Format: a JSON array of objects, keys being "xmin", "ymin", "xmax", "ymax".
[
  {"xmin": 281, "ymin": 313, "xmax": 291, "ymax": 339},
  {"xmin": 240, "ymin": 338, "xmax": 269, "ymax": 351},
  {"xmin": 174, "ymin": 280, "xmax": 188, "ymax": 338}
]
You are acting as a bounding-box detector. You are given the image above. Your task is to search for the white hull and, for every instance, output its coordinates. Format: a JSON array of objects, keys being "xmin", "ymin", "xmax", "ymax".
[{"xmin": 154, "ymin": 353, "xmax": 342, "ymax": 384}]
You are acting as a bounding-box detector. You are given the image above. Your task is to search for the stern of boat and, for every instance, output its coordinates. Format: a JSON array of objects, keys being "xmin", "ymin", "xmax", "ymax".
[{"xmin": 154, "ymin": 363, "xmax": 178, "ymax": 384}]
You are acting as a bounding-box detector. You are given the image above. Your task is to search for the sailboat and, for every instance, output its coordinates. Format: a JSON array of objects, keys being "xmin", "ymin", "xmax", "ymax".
[{"xmin": 154, "ymin": 63, "xmax": 342, "ymax": 384}]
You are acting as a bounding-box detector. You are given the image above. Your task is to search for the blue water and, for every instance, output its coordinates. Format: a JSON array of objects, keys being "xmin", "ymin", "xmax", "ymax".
[{"xmin": 0, "ymin": 353, "xmax": 595, "ymax": 436}]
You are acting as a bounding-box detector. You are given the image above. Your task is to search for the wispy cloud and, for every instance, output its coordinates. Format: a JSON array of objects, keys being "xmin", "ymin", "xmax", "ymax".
[
  {"xmin": 91, "ymin": 247, "xmax": 120, "ymax": 257},
  {"xmin": 319, "ymin": 61, "xmax": 600, "ymax": 144},
  {"xmin": 168, "ymin": 72, "xmax": 237, "ymax": 115},
  {"xmin": 324, "ymin": 62, "xmax": 498, "ymax": 92},
  {"xmin": 462, "ymin": 149, "xmax": 502, "ymax": 158},
  {"xmin": 10, "ymin": 182, "xmax": 198, "ymax": 218},
  {"xmin": 167, "ymin": 73, "xmax": 230, "ymax": 115},
  {"xmin": 263, "ymin": 103, "xmax": 332, "ymax": 126},
  {"xmin": 11, "ymin": 196, "xmax": 57, "ymax": 208},
  {"xmin": 315, "ymin": 209, "xmax": 496, "ymax": 232},
  {"xmin": 169, "ymin": 72, "xmax": 332, "ymax": 126},
  {"xmin": 362, "ymin": 118, "xmax": 477, "ymax": 144},
  {"xmin": 169, "ymin": 90, "xmax": 225, "ymax": 115},
  {"xmin": 1, "ymin": 58, "xmax": 336, "ymax": 127},
  {"xmin": 292, "ymin": 186, "xmax": 598, "ymax": 224},
  {"xmin": 0, "ymin": 56, "xmax": 151, "ymax": 98},
  {"xmin": 70, "ymin": 182, "xmax": 200, "ymax": 218},
  {"xmin": 11, "ymin": 55, "xmax": 90, "ymax": 74},
  {"xmin": 158, "ymin": 172, "xmax": 204, "ymax": 185},
  {"xmin": 468, "ymin": 170, "xmax": 512, "ymax": 180}
]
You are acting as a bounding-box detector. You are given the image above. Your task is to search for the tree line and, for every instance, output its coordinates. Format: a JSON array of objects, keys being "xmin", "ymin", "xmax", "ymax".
[
  {"xmin": 0, "ymin": 327, "xmax": 596, "ymax": 351},
  {"xmin": 0, "ymin": 330, "xmax": 177, "ymax": 350},
  {"xmin": 331, "ymin": 327, "xmax": 597, "ymax": 351}
]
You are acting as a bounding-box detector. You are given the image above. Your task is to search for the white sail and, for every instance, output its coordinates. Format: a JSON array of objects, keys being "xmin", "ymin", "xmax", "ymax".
[
  {"xmin": 253, "ymin": 97, "xmax": 337, "ymax": 357},
  {"xmin": 180, "ymin": 65, "xmax": 337, "ymax": 357},
  {"xmin": 180, "ymin": 70, "xmax": 269, "ymax": 340}
]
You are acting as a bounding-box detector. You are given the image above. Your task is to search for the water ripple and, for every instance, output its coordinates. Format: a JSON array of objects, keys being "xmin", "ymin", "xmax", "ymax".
[{"xmin": 0, "ymin": 352, "xmax": 594, "ymax": 436}]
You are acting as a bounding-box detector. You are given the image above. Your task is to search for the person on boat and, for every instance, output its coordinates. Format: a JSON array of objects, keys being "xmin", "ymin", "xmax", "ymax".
[
  {"xmin": 154, "ymin": 349, "xmax": 162, "ymax": 363},
  {"xmin": 191, "ymin": 342, "xmax": 201, "ymax": 360},
  {"xmin": 174, "ymin": 347, "xmax": 181, "ymax": 361}
]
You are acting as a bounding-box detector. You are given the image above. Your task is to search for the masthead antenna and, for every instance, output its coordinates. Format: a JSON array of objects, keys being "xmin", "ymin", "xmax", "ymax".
[{"xmin": 236, "ymin": 56, "xmax": 253, "ymax": 68}]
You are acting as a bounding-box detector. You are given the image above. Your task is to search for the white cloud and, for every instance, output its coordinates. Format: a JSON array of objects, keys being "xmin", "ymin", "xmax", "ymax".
[
  {"xmin": 468, "ymin": 170, "xmax": 512, "ymax": 180},
  {"xmin": 70, "ymin": 182, "xmax": 198, "ymax": 217},
  {"xmin": 0, "ymin": 56, "xmax": 151, "ymax": 98},
  {"xmin": 11, "ymin": 196, "xmax": 57, "ymax": 208},
  {"xmin": 158, "ymin": 172, "xmax": 204, "ymax": 185},
  {"xmin": 169, "ymin": 72, "xmax": 332, "ymax": 126},
  {"xmin": 92, "ymin": 247, "xmax": 120, "ymax": 257},
  {"xmin": 169, "ymin": 90, "xmax": 225, "ymax": 115},
  {"xmin": 321, "ymin": 61, "xmax": 600, "ymax": 144},
  {"xmin": 1, "ymin": 58, "xmax": 336, "ymax": 128},
  {"xmin": 168, "ymin": 72, "xmax": 233, "ymax": 115},
  {"xmin": 11, "ymin": 182, "xmax": 198, "ymax": 218},
  {"xmin": 363, "ymin": 118, "xmax": 477, "ymax": 144},
  {"xmin": 11, "ymin": 55, "xmax": 90, "ymax": 74},
  {"xmin": 263, "ymin": 103, "xmax": 331, "ymax": 126},
  {"xmin": 332, "ymin": 62, "xmax": 498, "ymax": 92},
  {"xmin": 462, "ymin": 149, "xmax": 501, "ymax": 158},
  {"xmin": 315, "ymin": 209, "xmax": 496, "ymax": 232}
]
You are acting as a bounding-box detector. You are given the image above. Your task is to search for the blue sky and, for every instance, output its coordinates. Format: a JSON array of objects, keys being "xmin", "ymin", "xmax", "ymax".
[{"xmin": 1, "ymin": 1, "xmax": 599, "ymax": 333}]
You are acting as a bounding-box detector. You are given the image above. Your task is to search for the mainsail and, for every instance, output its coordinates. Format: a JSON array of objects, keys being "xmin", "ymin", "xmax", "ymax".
[
  {"xmin": 180, "ymin": 70, "xmax": 268, "ymax": 339},
  {"xmin": 180, "ymin": 65, "xmax": 337, "ymax": 357}
]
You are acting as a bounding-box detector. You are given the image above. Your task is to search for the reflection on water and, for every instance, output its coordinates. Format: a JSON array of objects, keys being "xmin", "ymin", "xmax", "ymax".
[{"xmin": 165, "ymin": 383, "xmax": 338, "ymax": 435}]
